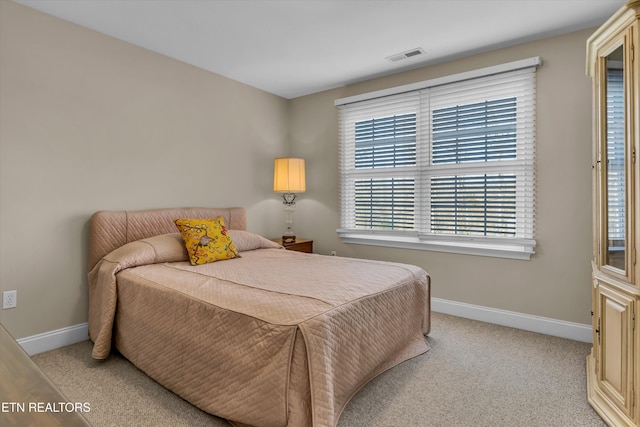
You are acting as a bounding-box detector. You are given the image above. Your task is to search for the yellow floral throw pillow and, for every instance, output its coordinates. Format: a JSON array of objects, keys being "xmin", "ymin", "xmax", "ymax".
[{"xmin": 174, "ymin": 217, "xmax": 240, "ymax": 265}]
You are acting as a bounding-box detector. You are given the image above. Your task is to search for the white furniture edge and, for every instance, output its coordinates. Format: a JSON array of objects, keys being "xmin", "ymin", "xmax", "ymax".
[{"xmin": 15, "ymin": 299, "xmax": 591, "ymax": 356}]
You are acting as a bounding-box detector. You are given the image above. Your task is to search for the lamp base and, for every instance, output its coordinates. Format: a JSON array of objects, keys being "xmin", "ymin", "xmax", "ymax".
[{"xmin": 282, "ymin": 205, "xmax": 296, "ymax": 244}]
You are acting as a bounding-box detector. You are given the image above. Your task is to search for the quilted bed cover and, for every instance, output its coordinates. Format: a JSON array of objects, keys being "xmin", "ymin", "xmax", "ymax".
[{"xmin": 88, "ymin": 231, "xmax": 430, "ymax": 427}]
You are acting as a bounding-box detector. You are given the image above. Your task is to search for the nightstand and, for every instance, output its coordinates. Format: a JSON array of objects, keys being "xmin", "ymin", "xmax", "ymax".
[{"xmin": 272, "ymin": 238, "xmax": 313, "ymax": 253}]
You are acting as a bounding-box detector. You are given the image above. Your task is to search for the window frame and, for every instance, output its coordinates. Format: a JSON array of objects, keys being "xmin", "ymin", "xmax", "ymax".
[{"xmin": 335, "ymin": 58, "xmax": 539, "ymax": 260}]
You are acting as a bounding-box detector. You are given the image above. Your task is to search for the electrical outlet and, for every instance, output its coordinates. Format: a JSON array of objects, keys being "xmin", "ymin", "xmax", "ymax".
[
  {"xmin": 3, "ymin": 290, "xmax": 17, "ymax": 309},
  {"xmin": 330, "ymin": 250, "xmax": 337, "ymax": 256}
]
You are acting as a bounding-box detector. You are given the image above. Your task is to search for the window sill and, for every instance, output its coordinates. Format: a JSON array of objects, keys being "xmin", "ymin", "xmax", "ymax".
[{"xmin": 336, "ymin": 229, "xmax": 535, "ymax": 260}]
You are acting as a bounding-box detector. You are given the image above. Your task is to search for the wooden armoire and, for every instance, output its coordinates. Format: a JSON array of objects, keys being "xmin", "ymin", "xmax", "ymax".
[{"xmin": 587, "ymin": 1, "xmax": 640, "ymax": 426}]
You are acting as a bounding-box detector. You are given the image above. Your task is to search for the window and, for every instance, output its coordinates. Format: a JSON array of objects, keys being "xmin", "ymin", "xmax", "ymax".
[
  {"xmin": 354, "ymin": 112, "xmax": 417, "ymax": 230},
  {"xmin": 336, "ymin": 58, "xmax": 539, "ymax": 259}
]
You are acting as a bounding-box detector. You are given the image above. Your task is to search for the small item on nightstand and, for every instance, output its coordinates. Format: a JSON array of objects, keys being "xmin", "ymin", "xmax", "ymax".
[
  {"xmin": 272, "ymin": 238, "xmax": 313, "ymax": 253},
  {"xmin": 282, "ymin": 234, "xmax": 296, "ymax": 243}
]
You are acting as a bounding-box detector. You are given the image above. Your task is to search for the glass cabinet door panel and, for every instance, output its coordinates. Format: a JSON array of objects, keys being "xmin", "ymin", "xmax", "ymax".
[{"xmin": 603, "ymin": 45, "xmax": 625, "ymax": 272}]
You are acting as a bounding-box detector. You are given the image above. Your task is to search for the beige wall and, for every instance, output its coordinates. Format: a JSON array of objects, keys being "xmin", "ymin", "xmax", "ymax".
[
  {"xmin": 0, "ymin": 1, "xmax": 290, "ymax": 338},
  {"xmin": 0, "ymin": 0, "xmax": 597, "ymax": 339},
  {"xmin": 290, "ymin": 29, "xmax": 595, "ymax": 325}
]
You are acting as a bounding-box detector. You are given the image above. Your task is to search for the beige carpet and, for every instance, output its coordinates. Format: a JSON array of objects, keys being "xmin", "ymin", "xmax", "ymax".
[{"xmin": 32, "ymin": 313, "xmax": 606, "ymax": 427}]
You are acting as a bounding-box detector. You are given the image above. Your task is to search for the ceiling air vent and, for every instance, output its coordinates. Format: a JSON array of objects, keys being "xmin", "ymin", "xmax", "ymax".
[{"xmin": 386, "ymin": 47, "xmax": 425, "ymax": 62}]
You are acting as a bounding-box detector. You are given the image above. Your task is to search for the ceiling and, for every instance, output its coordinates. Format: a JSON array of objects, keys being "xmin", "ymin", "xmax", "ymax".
[{"xmin": 14, "ymin": 0, "xmax": 625, "ymax": 99}]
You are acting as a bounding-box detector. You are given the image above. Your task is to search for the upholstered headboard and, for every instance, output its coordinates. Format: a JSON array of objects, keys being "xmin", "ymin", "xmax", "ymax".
[{"xmin": 88, "ymin": 207, "xmax": 247, "ymax": 270}]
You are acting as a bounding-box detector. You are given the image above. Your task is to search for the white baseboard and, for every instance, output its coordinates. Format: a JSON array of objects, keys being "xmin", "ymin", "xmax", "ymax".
[
  {"xmin": 14, "ymin": 300, "xmax": 591, "ymax": 356},
  {"xmin": 17, "ymin": 323, "xmax": 89, "ymax": 356},
  {"xmin": 431, "ymin": 298, "xmax": 592, "ymax": 343}
]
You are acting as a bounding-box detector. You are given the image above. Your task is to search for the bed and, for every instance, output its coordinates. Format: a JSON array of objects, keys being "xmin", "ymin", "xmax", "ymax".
[{"xmin": 87, "ymin": 207, "xmax": 430, "ymax": 427}]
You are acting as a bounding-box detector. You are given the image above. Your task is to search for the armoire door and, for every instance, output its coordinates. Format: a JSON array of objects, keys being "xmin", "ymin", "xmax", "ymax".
[{"xmin": 597, "ymin": 282, "xmax": 636, "ymax": 418}]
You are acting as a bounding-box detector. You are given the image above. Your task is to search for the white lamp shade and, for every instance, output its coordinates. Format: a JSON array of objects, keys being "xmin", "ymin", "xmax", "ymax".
[{"xmin": 273, "ymin": 158, "xmax": 306, "ymax": 193}]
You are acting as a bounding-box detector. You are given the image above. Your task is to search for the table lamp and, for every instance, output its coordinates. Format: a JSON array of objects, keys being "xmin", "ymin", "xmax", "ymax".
[{"xmin": 273, "ymin": 158, "xmax": 306, "ymax": 243}]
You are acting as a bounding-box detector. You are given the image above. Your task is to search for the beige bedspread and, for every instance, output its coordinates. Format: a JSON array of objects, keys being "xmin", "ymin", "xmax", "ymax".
[{"xmin": 88, "ymin": 231, "xmax": 430, "ymax": 427}]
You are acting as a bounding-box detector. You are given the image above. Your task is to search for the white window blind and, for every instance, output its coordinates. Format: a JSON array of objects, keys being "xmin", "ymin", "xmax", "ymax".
[
  {"xmin": 606, "ymin": 67, "xmax": 625, "ymax": 243},
  {"xmin": 340, "ymin": 92, "xmax": 421, "ymax": 232},
  {"xmin": 337, "ymin": 59, "xmax": 538, "ymax": 259}
]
